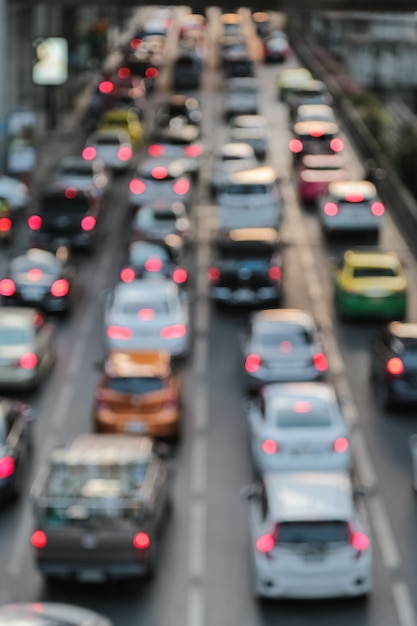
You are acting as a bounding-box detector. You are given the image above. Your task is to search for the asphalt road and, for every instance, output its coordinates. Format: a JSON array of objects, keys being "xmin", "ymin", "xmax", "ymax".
[{"xmin": 0, "ymin": 6, "xmax": 416, "ymax": 626}]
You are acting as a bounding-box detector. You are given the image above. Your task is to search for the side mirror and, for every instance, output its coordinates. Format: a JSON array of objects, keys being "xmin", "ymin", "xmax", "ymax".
[{"xmin": 239, "ymin": 484, "xmax": 261, "ymax": 501}]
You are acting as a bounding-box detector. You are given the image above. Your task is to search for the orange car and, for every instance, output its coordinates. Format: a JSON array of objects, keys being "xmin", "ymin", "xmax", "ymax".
[{"xmin": 93, "ymin": 350, "xmax": 182, "ymax": 438}]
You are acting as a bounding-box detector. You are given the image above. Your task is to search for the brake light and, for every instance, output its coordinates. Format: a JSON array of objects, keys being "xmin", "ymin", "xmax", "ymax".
[
  {"xmin": 65, "ymin": 187, "xmax": 77, "ymax": 199},
  {"xmin": 130, "ymin": 38, "xmax": 142, "ymax": 49},
  {"xmin": 138, "ymin": 308, "xmax": 155, "ymax": 321},
  {"xmin": 152, "ymin": 166, "xmax": 168, "ymax": 179},
  {"xmin": 98, "ymin": 80, "xmax": 114, "ymax": 94},
  {"xmin": 313, "ymin": 352, "xmax": 328, "ymax": 372},
  {"xmin": 350, "ymin": 530, "xmax": 369, "ymax": 552},
  {"xmin": 148, "ymin": 145, "xmax": 164, "ymax": 156},
  {"xmin": 27, "ymin": 269, "xmax": 42, "ymax": 281},
  {"xmin": 207, "ymin": 267, "xmax": 220, "ymax": 281},
  {"xmin": 19, "ymin": 352, "xmax": 38, "ymax": 369},
  {"xmin": 172, "ymin": 268, "xmax": 187, "ymax": 284},
  {"xmin": 51, "ymin": 279, "xmax": 69, "ymax": 297},
  {"xmin": 330, "ymin": 137, "xmax": 344, "ymax": 152},
  {"xmin": 346, "ymin": 192, "xmax": 364, "ymax": 203},
  {"xmin": 120, "ymin": 268, "xmax": 135, "ymax": 282},
  {"xmin": 323, "ymin": 201, "xmax": 338, "ymax": 216},
  {"xmin": 160, "ymin": 324, "xmax": 186, "ymax": 339},
  {"xmin": 245, "ymin": 353, "xmax": 261, "ymax": 373},
  {"xmin": 28, "ymin": 215, "xmax": 42, "ymax": 230},
  {"xmin": 256, "ymin": 533, "xmax": 275, "ymax": 553},
  {"xmin": 0, "ymin": 456, "xmax": 14, "ymax": 479},
  {"xmin": 333, "ymin": 437, "xmax": 349, "ymax": 453},
  {"xmin": 268, "ymin": 266, "xmax": 282, "ymax": 280},
  {"xmin": 185, "ymin": 145, "xmax": 202, "ymax": 157},
  {"xmin": 293, "ymin": 401, "xmax": 311, "ymax": 413},
  {"xmin": 81, "ymin": 216, "xmax": 96, "ymax": 231},
  {"xmin": 173, "ymin": 179, "xmax": 191, "ymax": 195},
  {"xmin": 82, "ymin": 146, "xmax": 97, "ymax": 160},
  {"xmin": 371, "ymin": 201, "xmax": 385, "ymax": 217},
  {"xmin": 130, "ymin": 180, "xmax": 146, "ymax": 195},
  {"xmin": 145, "ymin": 257, "xmax": 163, "ymax": 272},
  {"xmin": 0, "ymin": 218, "xmax": 11, "ymax": 232},
  {"xmin": 289, "ymin": 138, "xmax": 303, "ymax": 153},
  {"xmin": 279, "ymin": 341, "xmax": 292, "ymax": 353},
  {"xmin": 0, "ymin": 279, "xmax": 16, "ymax": 296},
  {"xmin": 31, "ymin": 530, "xmax": 47, "ymax": 549},
  {"xmin": 145, "ymin": 67, "xmax": 159, "ymax": 79},
  {"xmin": 107, "ymin": 325, "xmax": 133, "ymax": 340},
  {"xmin": 118, "ymin": 67, "xmax": 131, "ymax": 78},
  {"xmin": 387, "ymin": 357, "xmax": 404, "ymax": 375},
  {"xmin": 261, "ymin": 439, "xmax": 278, "ymax": 455},
  {"xmin": 309, "ymin": 127, "xmax": 324, "ymax": 137},
  {"xmin": 118, "ymin": 147, "xmax": 132, "ymax": 161},
  {"xmin": 133, "ymin": 532, "xmax": 151, "ymax": 549}
]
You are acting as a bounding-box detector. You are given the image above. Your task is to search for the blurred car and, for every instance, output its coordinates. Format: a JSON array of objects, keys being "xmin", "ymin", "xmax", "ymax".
[
  {"xmin": 83, "ymin": 130, "xmax": 133, "ymax": 172},
  {"xmin": 296, "ymin": 154, "xmax": 347, "ymax": 203},
  {"xmin": 128, "ymin": 158, "xmax": 192, "ymax": 208},
  {"xmin": 278, "ymin": 67, "xmax": 313, "ymax": 101},
  {"xmin": 0, "ymin": 248, "xmax": 75, "ymax": 314},
  {"xmin": 173, "ymin": 50, "xmax": 202, "ymax": 89},
  {"xmin": 53, "ymin": 156, "xmax": 109, "ymax": 205},
  {"xmin": 289, "ymin": 121, "xmax": 343, "ymax": 163},
  {"xmin": 224, "ymin": 78, "xmax": 259, "ymax": 120},
  {"xmin": 123, "ymin": 48, "xmax": 161, "ymax": 91},
  {"xmin": 210, "ymin": 142, "xmax": 257, "ymax": 194},
  {"xmin": 0, "ymin": 308, "xmax": 55, "ymax": 390},
  {"xmin": 332, "ymin": 249, "xmax": 407, "ymax": 320},
  {"xmin": 217, "ymin": 166, "xmax": 283, "ymax": 232},
  {"xmin": 288, "ymin": 80, "xmax": 333, "ymax": 122},
  {"xmin": 252, "ymin": 11, "xmax": 272, "ymax": 38},
  {"xmin": 242, "ymin": 308, "xmax": 328, "ymax": 391},
  {"xmin": 208, "ymin": 228, "xmax": 283, "ymax": 306},
  {"xmin": 219, "ymin": 35, "xmax": 247, "ymax": 67},
  {"xmin": 179, "ymin": 13, "xmax": 206, "ymax": 37},
  {"xmin": 119, "ymin": 241, "xmax": 189, "ymax": 287},
  {"xmin": 131, "ymin": 204, "xmax": 191, "ymax": 248},
  {"xmin": 220, "ymin": 12, "xmax": 243, "ymax": 36},
  {"xmin": 295, "ymin": 103, "xmax": 336, "ymax": 124},
  {"xmin": 244, "ymin": 471, "xmax": 372, "ymax": 599},
  {"xmin": 0, "ymin": 175, "xmax": 28, "ymax": 212},
  {"xmin": 98, "ymin": 109, "xmax": 143, "ymax": 145},
  {"xmin": 370, "ymin": 322, "xmax": 417, "ymax": 408},
  {"xmin": 229, "ymin": 115, "xmax": 268, "ymax": 160},
  {"xmin": 93, "ymin": 350, "xmax": 182, "ymax": 437},
  {"xmin": 155, "ymin": 95, "xmax": 202, "ymax": 128},
  {"xmin": 319, "ymin": 181, "xmax": 384, "ymax": 238},
  {"xmin": 0, "ymin": 604, "xmax": 112, "ymax": 626},
  {"xmin": 0, "ymin": 398, "xmax": 32, "ymax": 500},
  {"xmin": 105, "ymin": 280, "xmax": 190, "ymax": 357},
  {"xmin": 263, "ymin": 31, "xmax": 291, "ymax": 63},
  {"xmin": 0, "ymin": 197, "xmax": 13, "ymax": 241},
  {"xmin": 247, "ymin": 383, "xmax": 350, "ymax": 473},
  {"xmin": 150, "ymin": 124, "xmax": 202, "ymax": 177},
  {"xmin": 223, "ymin": 51, "xmax": 255, "ymax": 79}
]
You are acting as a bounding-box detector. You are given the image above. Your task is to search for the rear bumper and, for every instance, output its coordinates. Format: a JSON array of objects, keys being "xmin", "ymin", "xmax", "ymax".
[
  {"xmin": 36, "ymin": 560, "xmax": 152, "ymax": 580},
  {"xmin": 95, "ymin": 410, "xmax": 181, "ymax": 438},
  {"xmin": 246, "ymin": 366, "xmax": 323, "ymax": 390},
  {"xmin": 210, "ymin": 285, "xmax": 281, "ymax": 305},
  {"xmin": 338, "ymin": 292, "xmax": 406, "ymax": 319}
]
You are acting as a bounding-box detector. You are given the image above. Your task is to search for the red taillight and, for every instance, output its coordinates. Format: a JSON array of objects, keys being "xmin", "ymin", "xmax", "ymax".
[
  {"xmin": 172, "ymin": 268, "xmax": 187, "ymax": 284},
  {"xmin": 256, "ymin": 533, "xmax": 275, "ymax": 553},
  {"xmin": 145, "ymin": 67, "xmax": 159, "ymax": 79},
  {"xmin": 118, "ymin": 67, "xmax": 131, "ymax": 78},
  {"xmin": 99, "ymin": 80, "xmax": 114, "ymax": 94},
  {"xmin": 313, "ymin": 352, "xmax": 328, "ymax": 372},
  {"xmin": 173, "ymin": 179, "xmax": 191, "ymax": 195},
  {"xmin": 129, "ymin": 179, "xmax": 146, "ymax": 195},
  {"xmin": 51, "ymin": 279, "xmax": 69, "ymax": 297},
  {"xmin": 330, "ymin": 137, "xmax": 344, "ymax": 152},
  {"xmin": 120, "ymin": 268, "xmax": 135, "ymax": 282},
  {"xmin": 371, "ymin": 201, "xmax": 385, "ymax": 217},
  {"xmin": 118, "ymin": 147, "xmax": 133, "ymax": 161},
  {"xmin": 0, "ymin": 217, "xmax": 12, "ymax": 232},
  {"xmin": 350, "ymin": 530, "xmax": 369, "ymax": 552},
  {"xmin": 387, "ymin": 357, "xmax": 404, "ymax": 375},
  {"xmin": 0, "ymin": 456, "xmax": 14, "ymax": 479},
  {"xmin": 81, "ymin": 216, "xmax": 96, "ymax": 231},
  {"xmin": 27, "ymin": 269, "xmax": 42, "ymax": 281},
  {"xmin": 245, "ymin": 353, "xmax": 261, "ymax": 373},
  {"xmin": 323, "ymin": 201, "xmax": 339, "ymax": 216},
  {"xmin": 130, "ymin": 38, "xmax": 142, "ymax": 49},
  {"xmin": 145, "ymin": 257, "xmax": 163, "ymax": 272},
  {"xmin": 19, "ymin": 352, "xmax": 38, "ymax": 369},
  {"xmin": 289, "ymin": 138, "xmax": 303, "ymax": 153},
  {"xmin": 207, "ymin": 267, "xmax": 220, "ymax": 281},
  {"xmin": 261, "ymin": 439, "xmax": 278, "ymax": 455},
  {"xmin": 185, "ymin": 145, "xmax": 202, "ymax": 157},
  {"xmin": 138, "ymin": 308, "xmax": 155, "ymax": 321},
  {"xmin": 333, "ymin": 437, "xmax": 349, "ymax": 453},
  {"xmin": 0, "ymin": 279, "xmax": 16, "ymax": 296},
  {"xmin": 107, "ymin": 325, "xmax": 133, "ymax": 340},
  {"xmin": 309, "ymin": 127, "xmax": 324, "ymax": 138},
  {"xmin": 82, "ymin": 146, "xmax": 97, "ymax": 161},
  {"xmin": 133, "ymin": 532, "xmax": 151, "ymax": 550},
  {"xmin": 28, "ymin": 215, "xmax": 42, "ymax": 230},
  {"xmin": 346, "ymin": 193, "xmax": 363, "ymax": 203},
  {"xmin": 148, "ymin": 144, "xmax": 164, "ymax": 156},
  {"xmin": 279, "ymin": 341, "xmax": 292, "ymax": 353},
  {"xmin": 31, "ymin": 530, "xmax": 47, "ymax": 549},
  {"xmin": 152, "ymin": 166, "xmax": 168, "ymax": 179},
  {"xmin": 268, "ymin": 266, "xmax": 282, "ymax": 281},
  {"xmin": 160, "ymin": 324, "xmax": 186, "ymax": 339},
  {"xmin": 65, "ymin": 187, "xmax": 77, "ymax": 199}
]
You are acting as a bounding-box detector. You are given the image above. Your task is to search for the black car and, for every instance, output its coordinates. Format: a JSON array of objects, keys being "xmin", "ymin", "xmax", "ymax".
[
  {"xmin": 370, "ymin": 322, "xmax": 417, "ymax": 408},
  {"xmin": 0, "ymin": 398, "xmax": 32, "ymax": 501},
  {"xmin": 0, "ymin": 604, "xmax": 112, "ymax": 626},
  {"xmin": 223, "ymin": 52, "xmax": 255, "ymax": 78},
  {"xmin": 120, "ymin": 241, "xmax": 188, "ymax": 287},
  {"xmin": 28, "ymin": 184, "xmax": 101, "ymax": 251},
  {"xmin": 155, "ymin": 95, "xmax": 202, "ymax": 128},
  {"xmin": 0, "ymin": 248, "xmax": 76, "ymax": 314},
  {"xmin": 173, "ymin": 51, "xmax": 202, "ymax": 89},
  {"xmin": 208, "ymin": 228, "xmax": 283, "ymax": 306}
]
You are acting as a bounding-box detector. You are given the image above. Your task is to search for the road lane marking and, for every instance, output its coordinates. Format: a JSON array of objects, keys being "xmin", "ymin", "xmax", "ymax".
[
  {"xmin": 7, "ymin": 513, "xmax": 32, "ymax": 577},
  {"xmin": 195, "ymin": 299, "xmax": 210, "ymax": 335},
  {"xmin": 191, "ymin": 435, "xmax": 207, "ymax": 498},
  {"xmin": 351, "ymin": 430, "xmax": 377, "ymax": 487},
  {"xmin": 194, "ymin": 382, "xmax": 208, "ymax": 432},
  {"xmin": 187, "ymin": 586, "xmax": 205, "ymax": 626},
  {"xmin": 368, "ymin": 497, "xmax": 401, "ymax": 569},
  {"xmin": 393, "ymin": 582, "xmax": 417, "ymax": 626},
  {"xmin": 67, "ymin": 338, "xmax": 85, "ymax": 379},
  {"xmin": 194, "ymin": 335, "xmax": 209, "ymax": 377},
  {"xmin": 51, "ymin": 380, "xmax": 75, "ymax": 429},
  {"xmin": 188, "ymin": 491, "xmax": 207, "ymax": 581}
]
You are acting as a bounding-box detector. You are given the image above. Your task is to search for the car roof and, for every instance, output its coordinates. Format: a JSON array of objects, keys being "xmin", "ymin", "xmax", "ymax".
[
  {"xmin": 263, "ymin": 382, "xmax": 336, "ymax": 403},
  {"xmin": 329, "ymin": 180, "xmax": 377, "ymax": 200},
  {"xmin": 293, "ymin": 120, "xmax": 339, "ymax": 135},
  {"xmin": 344, "ymin": 249, "xmax": 400, "ymax": 268},
  {"xmin": 105, "ymin": 350, "xmax": 171, "ymax": 378},
  {"xmin": 12, "ymin": 248, "xmax": 59, "ymax": 268},
  {"xmin": 264, "ymin": 471, "xmax": 353, "ymax": 522},
  {"xmin": 279, "ymin": 67, "xmax": 312, "ymax": 82},
  {"xmin": 221, "ymin": 12, "xmax": 243, "ymax": 24},
  {"xmin": 297, "ymin": 104, "xmax": 334, "ymax": 117},
  {"xmin": 228, "ymin": 227, "xmax": 279, "ymax": 243},
  {"xmin": 301, "ymin": 154, "xmax": 344, "ymax": 169},
  {"xmin": 219, "ymin": 143, "xmax": 255, "ymax": 158},
  {"xmin": 232, "ymin": 115, "xmax": 267, "ymax": 128},
  {"xmin": 0, "ymin": 307, "xmax": 38, "ymax": 326},
  {"xmin": 115, "ymin": 279, "xmax": 178, "ymax": 299},
  {"xmin": 138, "ymin": 157, "xmax": 185, "ymax": 177},
  {"xmin": 226, "ymin": 166, "xmax": 276, "ymax": 186},
  {"xmin": 389, "ymin": 322, "xmax": 417, "ymax": 339},
  {"xmin": 292, "ymin": 79, "xmax": 327, "ymax": 92},
  {"xmin": 252, "ymin": 308, "xmax": 315, "ymax": 328},
  {"xmin": 88, "ymin": 129, "xmax": 131, "ymax": 143}
]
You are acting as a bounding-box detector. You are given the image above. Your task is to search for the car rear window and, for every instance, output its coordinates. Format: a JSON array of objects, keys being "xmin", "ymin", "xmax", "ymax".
[
  {"xmin": 121, "ymin": 298, "xmax": 171, "ymax": 314},
  {"xmin": 95, "ymin": 137, "xmax": 121, "ymax": 146},
  {"xmin": 108, "ymin": 376, "xmax": 164, "ymax": 395},
  {"xmin": 0, "ymin": 328, "xmax": 29, "ymax": 345},
  {"xmin": 278, "ymin": 521, "xmax": 349, "ymax": 545},
  {"xmin": 353, "ymin": 267, "xmax": 397, "ymax": 278},
  {"xmin": 130, "ymin": 244, "xmax": 170, "ymax": 265},
  {"xmin": 269, "ymin": 397, "xmax": 332, "ymax": 427},
  {"xmin": 224, "ymin": 184, "xmax": 269, "ymax": 195},
  {"xmin": 257, "ymin": 323, "xmax": 312, "ymax": 347},
  {"xmin": 58, "ymin": 166, "xmax": 93, "ymax": 177},
  {"xmin": 40, "ymin": 197, "xmax": 90, "ymax": 214}
]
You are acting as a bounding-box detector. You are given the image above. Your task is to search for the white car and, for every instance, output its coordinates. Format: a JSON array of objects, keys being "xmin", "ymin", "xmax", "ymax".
[
  {"xmin": 247, "ymin": 382, "xmax": 351, "ymax": 473},
  {"xmin": 295, "ymin": 104, "xmax": 336, "ymax": 124},
  {"xmin": 0, "ymin": 175, "xmax": 28, "ymax": 212},
  {"xmin": 105, "ymin": 279, "xmax": 190, "ymax": 357},
  {"xmin": 244, "ymin": 471, "xmax": 372, "ymax": 599},
  {"xmin": 217, "ymin": 166, "xmax": 283, "ymax": 232},
  {"xmin": 84, "ymin": 130, "xmax": 133, "ymax": 171},
  {"xmin": 224, "ymin": 78, "xmax": 259, "ymax": 120},
  {"xmin": 53, "ymin": 156, "xmax": 109, "ymax": 203},
  {"xmin": 128, "ymin": 157, "xmax": 192, "ymax": 208},
  {"xmin": 229, "ymin": 115, "xmax": 268, "ymax": 160},
  {"xmin": 210, "ymin": 143, "xmax": 257, "ymax": 194}
]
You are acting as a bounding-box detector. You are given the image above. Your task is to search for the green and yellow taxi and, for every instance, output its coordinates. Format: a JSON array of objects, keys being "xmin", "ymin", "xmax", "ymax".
[
  {"xmin": 98, "ymin": 109, "xmax": 143, "ymax": 145},
  {"xmin": 277, "ymin": 67, "xmax": 312, "ymax": 102},
  {"xmin": 332, "ymin": 249, "xmax": 407, "ymax": 320}
]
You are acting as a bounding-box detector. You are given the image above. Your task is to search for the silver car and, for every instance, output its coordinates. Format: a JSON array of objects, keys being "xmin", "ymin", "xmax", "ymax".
[
  {"xmin": 105, "ymin": 279, "xmax": 190, "ymax": 357},
  {"xmin": 0, "ymin": 308, "xmax": 55, "ymax": 390},
  {"xmin": 210, "ymin": 143, "xmax": 257, "ymax": 195},
  {"xmin": 229, "ymin": 115, "xmax": 268, "ymax": 160},
  {"xmin": 53, "ymin": 156, "xmax": 109, "ymax": 204},
  {"xmin": 84, "ymin": 130, "xmax": 133, "ymax": 171},
  {"xmin": 131, "ymin": 202, "xmax": 191, "ymax": 247},
  {"xmin": 224, "ymin": 78, "xmax": 259, "ymax": 120},
  {"xmin": 128, "ymin": 157, "xmax": 192, "ymax": 208}
]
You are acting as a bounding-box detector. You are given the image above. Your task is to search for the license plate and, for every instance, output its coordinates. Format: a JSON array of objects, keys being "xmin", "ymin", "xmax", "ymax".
[
  {"xmin": 304, "ymin": 552, "xmax": 324, "ymax": 562},
  {"xmin": 21, "ymin": 288, "xmax": 44, "ymax": 301},
  {"xmin": 234, "ymin": 289, "xmax": 254, "ymax": 302},
  {"xmin": 125, "ymin": 422, "xmax": 147, "ymax": 434},
  {"xmin": 77, "ymin": 569, "xmax": 105, "ymax": 583}
]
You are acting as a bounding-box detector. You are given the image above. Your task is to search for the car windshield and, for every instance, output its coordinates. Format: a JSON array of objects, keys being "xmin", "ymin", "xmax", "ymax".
[
  {"xmin": 108, "ymin": 376, "xmax": 165, "ymax": 395},
  {"xmin": 0, "ymin": 327, "xmax": 29, "ymax": 345},
  {"xmin": 120, "ymin": 297, "xmax": 171, "ymax": 315},
  {"xmin": 353, "ymin": 267, "xmax": 397, "ymax": 278},
  {"xmin": 278, "ymin": 521, "xmax": 348, "ymax": 545},
  {"xmin": 269, "ymin": 396, "xmax": 332, "ymax": 427},
  {"xmin": 224, "ymin": 184, "xmax": 269, "ymax": 195},
  {"xmin": 256, "ymin": 323, "xmax": 312, "ymax": 347}
]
